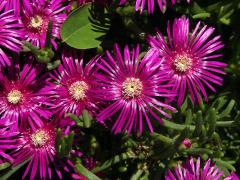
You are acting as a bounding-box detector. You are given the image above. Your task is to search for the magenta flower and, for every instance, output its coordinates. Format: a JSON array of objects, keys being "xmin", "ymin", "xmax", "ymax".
[
  {"xmin": 165, "ymin": 157, "xmax": 239, "ymax": 180},
  {"xmin": 0, "ymin": 118, "xmax": 19, "ymax": 162},
  {"xmin": 21, "ymin": 0, "xmax": 66, "ymax": 48},
  {"xmin": 12, "ymin": 117, "xmax": 76, "ymax": 180},
  {"xmin": 95, "ymin": 44, "xmax": 176, "ymax": 135},
  {"xmin": 3, "ymin": 0, "xmax": 21, "ymax": 15},
  {"xmin": 50, "ymin": 52, "xmax": 100, "ymax": 117},
  {"xmin": 148, "ymin": 16, "xmax": 226, "ymax": 105},
  {"xmin": 0, "ymin": 2, "xmax": 23, "ymax": 66},
  {"xmin": 0, "ymin": 64, "xmax": 54, "ymax": 129}
]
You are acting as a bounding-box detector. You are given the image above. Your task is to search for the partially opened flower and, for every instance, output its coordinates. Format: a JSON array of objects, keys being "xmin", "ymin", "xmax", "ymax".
[
  {"xmin": 50, "ymin": 52, "xmax": 100, "ymax": 117},
  {"xmin": 0, "ymin": 2, "xmax": 23, "ymax": 66},
  {"xmin": 0, "ymin": 118, "xmax": 20, "ymax": 162},
  {"xmin": 0, "ymin": 64, "xmax": 54, "ymax": 129},
  {"xmin": 148, "ymin": 16, "xmax": 226, "ymax": 105},
  {"xmin": 124, "ymin": 0, "xmax": 191, "ymax": 14},
  {"xmin": 12, "ymin": 117, "xmax": 76, "ymax": 180},
  {"xmin": 95, "ymin": 44, "xmax": 176, "ymax": 135},
  {"xmin": 21, "ymin": 0, "xmax": 66, "ymax": 48},
  {"xmin": 165, "ymin": 157, "xmax": 239, "ymax": 180}
]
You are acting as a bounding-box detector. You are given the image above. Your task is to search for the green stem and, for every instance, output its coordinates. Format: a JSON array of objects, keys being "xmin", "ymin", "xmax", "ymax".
[
  {"xmin": 162, "ymin": 119, "xmax": 235, "ymax": 131},
  {"xmin": 185, "ymin": 148, "xmax": 213, "ymax": 155},
  {"xmin": 216, "ymin": 121, "xmax": 235, "ymax": 127},
  {"xmin": 22, "ymin": 41, "xmax": 39, "ymax": 54},
  {"xmin": 152, "ymin": 133, "xmax": 173, "ymax": 144},
  {"xmin": 162, "ymin": 119, "xmax": 195, "ymax": 131}
]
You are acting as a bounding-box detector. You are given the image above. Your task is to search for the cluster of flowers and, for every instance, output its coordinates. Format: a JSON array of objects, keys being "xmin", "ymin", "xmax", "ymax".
[{"xmin": 0, "ymin": 0, "xmax": 238, "ymax": 179}]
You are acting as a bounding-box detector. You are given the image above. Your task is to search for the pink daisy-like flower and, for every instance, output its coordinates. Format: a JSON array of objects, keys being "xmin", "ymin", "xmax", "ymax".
[
  {"xmin": 0, "ymin": 1, "xmax": 23, "ymax": 66},
  {"xmin": 11, "ymin": 117, "xmax": 76, "ymax": 180},
  {"xmin": 148, "ymin": 16, "xmax": 226, "ymax": 106},
  {"xmin": 50, "ymin": 52, "xmax": 100, "ymax": 117},
  {"xmin": 165, "ymin": 157, "xmax": 240, "ymax": 180},
  {"xmin": 0, "ymin": 64, "xmax": 54, "ymax": 129},
  {"xmin": 0, "ymin": 118, "xmax": 20, "ymax": 162},
  {"xmin": 21, "ymin": 0, "xmax": 66, "ymax": 48},
  {"xmin": 95, "ymin": 44, "xmax": 176, "ymax": 135}
]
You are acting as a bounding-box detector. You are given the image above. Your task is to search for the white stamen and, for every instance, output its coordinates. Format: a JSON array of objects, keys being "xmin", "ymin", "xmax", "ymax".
[
  {"xmin": 68, "ymin": 81, "xmax": 88, "ymax": 101},
  {"xmin": 7, "ymin": 90, "xmax": 23, "ymax": 104},
  {"xmin": 122, "ymin": 78, "xmax": 143, "ymax": 99}
]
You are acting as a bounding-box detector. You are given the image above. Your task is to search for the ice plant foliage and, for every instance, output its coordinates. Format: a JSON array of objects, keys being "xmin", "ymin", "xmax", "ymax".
[
  {"xmin": 148, "ymin": 16, "xmax": 226, "ymax": 105},
  {"xmin": 21, "ymin": 0, "xmax": 66, "ymax": 48},
  {"xmin": 0, "ymin": 1, "xmax": 23, "ymax": 66},
  {"xmin": 0, "ymin": 118, "xmax": 19, "ymax": 162},
  {"xmin": 95, "ymin": 44, "xmax": 176, "ymax": 134},
  {"xmin": 0, "ymin": 0, "xmax": 239, "ymax": 178},
  {"xmin": 12, "ymin": 118, "xmax": 75, "ymax": 180},
  {"xmin": 0, "ymin": 64, "xmax": 54, "ymax": 129},
  {"xmin": 50, "ymin": 52, "xmax": 100, "ymax": 117},
  {"xmin": 165, "ymin": 157, "xmax": 240, "ymax": 180}
]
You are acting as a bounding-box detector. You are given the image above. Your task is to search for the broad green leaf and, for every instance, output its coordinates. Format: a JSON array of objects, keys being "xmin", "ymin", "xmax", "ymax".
[{"xmin": 61, "ymin": 3, "xmax": 110, "ymax": 49}]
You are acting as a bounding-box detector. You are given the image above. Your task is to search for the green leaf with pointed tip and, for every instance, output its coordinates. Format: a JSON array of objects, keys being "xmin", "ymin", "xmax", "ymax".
[
  {"xmin": 69, "ymin": 114, "xmax": 84, "ymax": 127},
  {"xmin": 207, "ymin": 108, "xmax": 217, "ymax": 137},
  {"xmin": 0, "ymin": 162, "xmax": 10, "ymax": 171},
  {"xmin": 192, "ymin": 12, "xmax": 211, "ymax": 19},
  {"xmin": 47, "ymin": 60, "xmax": 61, "ymax": 71},
  {"xmin": 219, "ymin": 100, "xmax": 235, "ymax": 119},
  {"xmin": 55, "ymin": 128, "xmax": 62, "ymax": 153},
  {"xmin": 83, "ymin": 110, "xmax": 92, "ymax": 128},
  {"xmin": 130, "ymin": 169, "xmax": 144, "ymax": 180},
  {"xmin": 75, "ymin": 163, "xmax": 101, "ymax": 180},
  {"xmin": 1, "ymin": 159, "xmax": 30, "ymax": 180},
  {"xmin": 211, "ymin": 96, "xmax": 228, "ymax": 112},
  {"xmin": 214, "ymin": 159, "xmax": 236, "ymax": 172},
  {"xmin": 61, "ymin": 3, "xmax": 110, "ymax": 49},
  {"xmin": 185, "ymin": 109, "xmax": 193, "ymax": 125},
  {"xmin": 193, "ymin": 111, "xmax": 203, "ymax": 137}
]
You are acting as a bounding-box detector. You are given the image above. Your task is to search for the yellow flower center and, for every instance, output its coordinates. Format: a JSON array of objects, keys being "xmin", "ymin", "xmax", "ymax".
[
  {"xmin": 7, "ymin": 90, "xmax": 23, "ymax": 104},
  {"xmin": 122, "ymin": 78, "xmax": 143, "ymax": 99},
  {"xmin": 68, "ymin": 81, "xmax": 88, "ymax": 101},
  {"xmin": 30, "ymin": 15, "xmax": 43, "ymax": 28},
  {"xmin": 173, "ymin": 55, "xmax": 192, "ymax": 72},
  {"xmin": 31, "ymin": 130, "xmax": 49, "ymax": 147}
]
